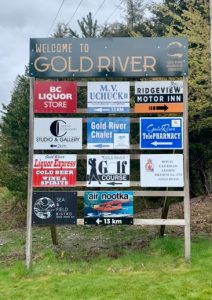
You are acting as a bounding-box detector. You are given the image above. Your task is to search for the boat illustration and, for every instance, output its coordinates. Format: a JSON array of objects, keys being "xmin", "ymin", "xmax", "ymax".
[{"xmin": 93, "ymin": 200, "xmax": 127, "ymax": 212}]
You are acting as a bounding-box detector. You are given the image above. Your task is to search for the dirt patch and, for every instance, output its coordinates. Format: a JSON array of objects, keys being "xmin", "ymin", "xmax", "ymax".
[{"xmin": 136, "ymin": 195, "xmax": 212, "ymax": 237}]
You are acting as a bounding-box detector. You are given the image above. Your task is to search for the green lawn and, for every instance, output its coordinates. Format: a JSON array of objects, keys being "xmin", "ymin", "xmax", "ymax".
[{"xmin": 0, "ymin": 236, "xmax": 211, "ymax": 300}]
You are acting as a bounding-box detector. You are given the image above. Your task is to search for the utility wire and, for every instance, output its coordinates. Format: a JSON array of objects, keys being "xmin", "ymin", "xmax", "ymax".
[
  {"xmin": 67, "ymin": 0, "xmax": 84, "ymax": 25},
  {"xmin": 47, "ymin": 0, "xmax": 65, "ymax": 36},
  {"xmin": 104, "ymin": 0, "xmax": 124, "ymax": 23},
  {"xmin": 93, "ymin": 0, "xmax": 107, "ymax": 17}
]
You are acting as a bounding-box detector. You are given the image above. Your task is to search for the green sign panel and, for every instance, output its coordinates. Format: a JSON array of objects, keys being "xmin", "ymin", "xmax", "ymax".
[{"xmin": 29, "ymin": 37, "xmax": 188, "ymax": 78}]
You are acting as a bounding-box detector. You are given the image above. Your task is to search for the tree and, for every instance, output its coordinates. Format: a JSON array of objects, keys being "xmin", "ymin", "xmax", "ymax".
[
  {"xmin": 53, "ymin": 12, "xmax": 100, "ymax": 38},
  {"xmin": 0, "ymin": 73, "xmax": 30, "ymax": 205}
]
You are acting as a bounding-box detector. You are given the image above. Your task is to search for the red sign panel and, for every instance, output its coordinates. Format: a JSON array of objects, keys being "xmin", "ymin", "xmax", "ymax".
[
  {"xmin": 32, "ymin": 154, "xmax": 77, "ymax": 187},
  {"xmin": 34, "ymin": 81, "xmax": 77, "ymax": 113}
]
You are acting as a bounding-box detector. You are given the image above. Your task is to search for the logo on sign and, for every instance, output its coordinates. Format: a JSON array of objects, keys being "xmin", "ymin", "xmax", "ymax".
[
  {"xmin": 87, "ymin": 155, "xmax": 130, "ymax": 187},
  {"xmin": 32, "ymin": 191, "xmax": 77, "ymax": 224},
  {"xmin": 34, "ymin": 118, "xmax": 82, "ymax": 150}
]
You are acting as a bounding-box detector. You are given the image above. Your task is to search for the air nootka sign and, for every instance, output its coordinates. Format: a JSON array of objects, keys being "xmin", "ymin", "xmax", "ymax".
[
  {"xmin": 34, "ymin": 118, "xmax": 82, "ymax": 150},
  {"xmin": 84, "ymin": 191, "xmax": 133, "ymax": 225},
  {"xmin": 29, "ymin": 37, "xmax": 188, "ymax": 78},
  {"xmin": 32, "ymin": 191, "xmax": 77, "ymax": 225},
  {"xmin": 87, "ymin": 155, "xmax": 130, "ymax": 187}
]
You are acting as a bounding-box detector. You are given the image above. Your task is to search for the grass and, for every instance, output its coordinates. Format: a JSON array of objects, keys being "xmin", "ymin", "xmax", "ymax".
[{"xmin": 0, "ymin": 233, "xmax": 211, "ymax": 300}]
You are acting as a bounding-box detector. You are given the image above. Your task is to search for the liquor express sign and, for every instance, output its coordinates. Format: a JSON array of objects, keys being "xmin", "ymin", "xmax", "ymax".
[
  {"xmin": 87, "ymin": 82, "xmax": 130, "ymax": 113},
  {"xmin": 87, "ymin": 117, "xmax": 130, "ymax": 149},
  {"xmin": 34, "ymin": 118, "xmax": 82, "ymax": 150},
  {"xmin": 32, "ymin": 191, "xmax": 77, "ymax": 225},
  {"xmin": 87, "ymin": 155, "xmax": 130, "ymax": 187},
  {"xmin": 32, "ymin": 154, "xmax": 77, "ymax": 187},
  {"xmin": 34, "ymin": 81, "xmax": 77, "ymax": 113},
  {"xmin": 29, "ymin": 37, "xmax": 188, "ymax": 78}
]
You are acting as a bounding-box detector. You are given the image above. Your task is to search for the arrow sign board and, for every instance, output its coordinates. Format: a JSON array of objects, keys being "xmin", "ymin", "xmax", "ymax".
[
  {"xmin": 34, "ymin": 81, "xmax": 77, "ymax": 113},
  {"xmin": 87, "ymin": 82, "xmax": 130, "ymax": 113},
  {"xmin": 87, "ymin": 155, "xmax": 130, "ymax": 187},
  {"xmin": 84, "ymin": 191, "xmax": 133, "ymax": 225},
  {"xmin": 140, "ymin": 154, "xmax": 184, "ymax": 187},
  {"xmin": 32, "ymin": 191, "xmax": 77, "ymax": 225},
  {"xmin": 87, "ymin": 118, "xmax": 130, "ymax": 149},
  {"xmin": 32, "ymin": 154, "xmax": 77, "ymax": 187},
  {"xmin": 34, "ymin": 118, "xmax": 82, "ymax": 150},
  {"xmin": 135, "ymin": 81, "xmax": 184, "ymax": 113},
  {"xmin": 140, "ymin": 117, "xmax": 183, "ymax": 149}
]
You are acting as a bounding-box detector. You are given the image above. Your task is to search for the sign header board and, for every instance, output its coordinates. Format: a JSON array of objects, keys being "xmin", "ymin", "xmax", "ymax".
[
  {"xmin": 135, "ymin": 80, "xmax": 184, "ymax": 113},
  {"xmin": 32, "ymin": 154, "xmax": 76, "ymax": 187},
  {"xmin": 87, "ymin": 117, "xmax": 130, "ymax": 149},
  {"xmin": 140, "ymin": 117, "xmax": 183, "ymax": 149},
  {"xmin": 87, "ymin": 155, "xmax": 130, "ymax": 187},
  {"xmin": 34, "ymin": 118, "xmax": 82, "ymax": 150},
  {"xmin": 84, "ymin": 191, "xmax": 133, "ymax": 225},
  {"xmin": 87, "ymin": 82, "xmax": 130, "ymax": 113},
  {"xmin": 34, "ymin": 81, "xmax": 77, "ymax": 113},
  {"xmin": 32, "ymin": 191, "xmax": 77, "ymax": 225},
  {"xmin": 29, "ymin": 37, "xmax": 188, "ymax": 78},
  {"xmin": 140, "ymin": 154, "xmax": 184, "ymax": 187}
]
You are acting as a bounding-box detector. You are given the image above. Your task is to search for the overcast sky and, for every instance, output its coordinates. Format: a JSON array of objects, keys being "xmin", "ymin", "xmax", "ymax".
[{"xmin": 0, "ymin": 0, "xmax": 128, "ymax": 111}]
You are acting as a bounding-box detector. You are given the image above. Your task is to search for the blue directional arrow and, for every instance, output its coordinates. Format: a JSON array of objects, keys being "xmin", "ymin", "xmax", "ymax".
[{"xmin": 94, "ymin": 144, "xmax": 111, "ymax": 148}]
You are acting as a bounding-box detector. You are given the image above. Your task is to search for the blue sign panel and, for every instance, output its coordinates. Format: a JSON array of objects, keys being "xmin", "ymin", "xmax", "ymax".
[
  {"xmin": 87, "ymin": 118, "xmax": 130, "ymax": 149},
  {"xmin": 84, "ymin": 191, "xmax": 133, "ymax": 225},
  {"xmin": 140, "ymin": 117, "xmax": 183, "ymax": 149}
]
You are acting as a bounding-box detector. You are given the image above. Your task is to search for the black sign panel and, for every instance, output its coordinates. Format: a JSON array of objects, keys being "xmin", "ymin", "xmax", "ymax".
[
  {"xmin": 32, "ymin": 191, "xmax": 77, "ymax": 225},
  {"xmin": 29, "ymin": 37, "xmax": 188, "ymax": 78}
]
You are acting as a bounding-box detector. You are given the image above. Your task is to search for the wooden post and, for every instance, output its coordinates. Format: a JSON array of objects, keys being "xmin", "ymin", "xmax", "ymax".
[
  {"xmin": 50, "ymin": 225, "xmax": 58, "ymax": 245},
  {"xmin": 183, "ymin": 76, "xmax": 191, "ymax": 262},
  {"xmin": 26, "ymin": 77, "xmax": 34, "ymax": 269}
]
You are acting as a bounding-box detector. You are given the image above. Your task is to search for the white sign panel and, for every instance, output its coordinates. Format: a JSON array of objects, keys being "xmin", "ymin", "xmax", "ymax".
[
  {"xmin": 135, "ymin": 80, "xmax": 183, "ymax": 103},
  {"xmin": 34, "ymin": 118, "xmax": 82, "ymax": 150},
  {"xmin": 140, "ymin": 154, "xmax": 184, "ymax": 187},
  {"xmin": 87, "ymin": 82, "xmax": 130, "ymax": 113},
  {"xmin": 87, "ymin": 155, "xmax": 130, "ymax": 187}
]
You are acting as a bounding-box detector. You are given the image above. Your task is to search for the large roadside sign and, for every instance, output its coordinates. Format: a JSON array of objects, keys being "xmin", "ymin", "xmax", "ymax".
[
  {"xmin": 140, "ymin": 117, "xmax": 183, "ymax": 149},
  {"xmin": 29, "ymin": 37, "xmax": 188, "ymax": 78},
  {"xmin": 32, "ymin": 191, "xmax": 77, "ymax": 225},
  {"xmin": 34, "ymin": 118, "xmax": 82, "ymax": 150},
  {"xmin": 87, "ymin": 117, "xmax": 130, "ymax": 149},
  {"xmin": 84, "ymin": 191, "xmax": 133, "ymax": 225},
  {"xmin": 34, "ymin": 81, "xmax": 77, "ymax": 113},
  {"xmin": 135, "ymin": 81, "xmax": 184, "ymax": 113},
  {"xmin": 140, "ymin": 154, "xmax": 184, "ymax": 187},
  {"xmin": 87, "ymin": 82, "xmax": 130, "ymax": 113},
  {"xmin": 87, "ymin": 155, "xmax": 130, "ymax": 187},
  {"xmin": 32, "ymin": 154, "xmax": 77, "ymax": 187}
]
